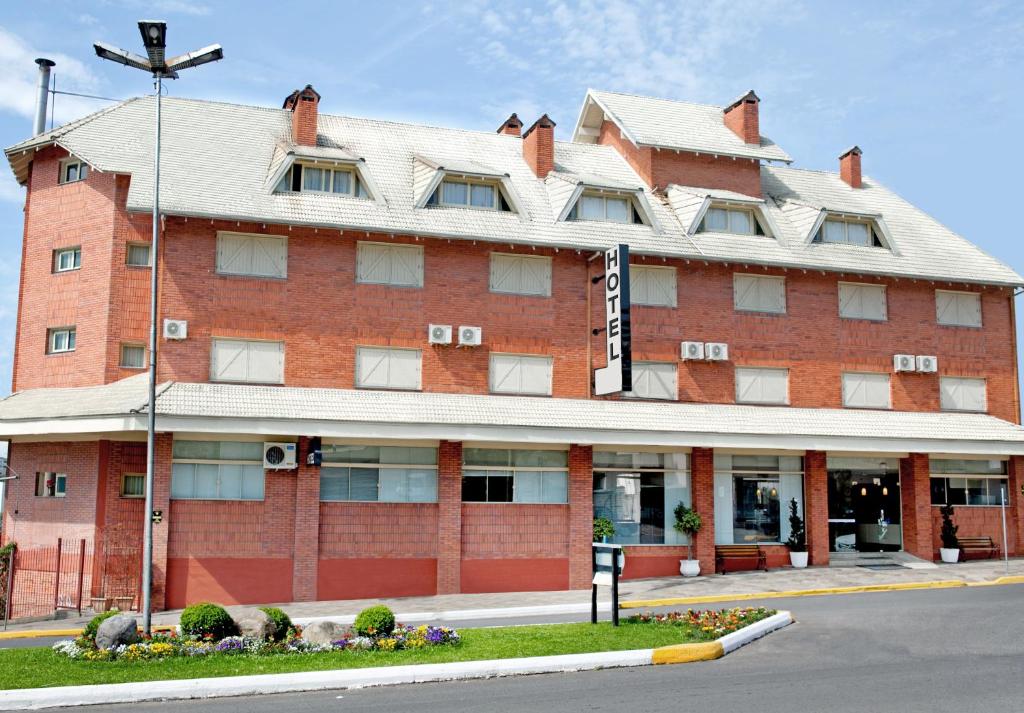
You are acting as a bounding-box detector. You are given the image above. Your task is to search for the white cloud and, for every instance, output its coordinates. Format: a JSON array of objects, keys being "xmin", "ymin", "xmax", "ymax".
[
  {"xmin": 153, "ymin": 0, "xmax": 212, "ymax": 16},
  {"xmin": 0, "ymin": 174, "xmax": 23, "ymax": 204}
]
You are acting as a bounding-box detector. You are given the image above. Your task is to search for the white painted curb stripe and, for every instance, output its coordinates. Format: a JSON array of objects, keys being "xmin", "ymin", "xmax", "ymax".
[
  {"xmin": 0, "ymin": 649, "xmax": 654, "ymax": 710},
  {"xmin": 291, "ymin": 602, "xmax": 594, "ymax": 627},
  {"xmin": 717, "ymin": 611, "xmax": 792, "ymax": 654}
]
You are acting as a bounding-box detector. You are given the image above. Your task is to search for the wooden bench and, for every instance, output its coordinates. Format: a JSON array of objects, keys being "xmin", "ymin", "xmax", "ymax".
[
  {"xmin": 715, "ymin": 544, "xmax": 768, "ymax": 574},
  {"xmin": 957, "ymin": 536, "xmax": 999, "ymax": 561}
]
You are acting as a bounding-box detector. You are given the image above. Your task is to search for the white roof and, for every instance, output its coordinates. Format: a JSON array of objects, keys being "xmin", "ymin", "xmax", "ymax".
[
  {"xmin": 5, "ymin": 95, "xmax": 1020, "ymax": 286},
  {"xmin": 574, "ymin": 89, "xmax": 793, "ymax": 163},
  {"xmin": 1, "ymin": 377, "xmax": 1022, "ymax": 455}
]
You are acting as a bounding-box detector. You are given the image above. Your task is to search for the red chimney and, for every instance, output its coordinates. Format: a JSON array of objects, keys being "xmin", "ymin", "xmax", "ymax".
[
  {"xmin": 283, "ymin": 85, "xmax": 321, "ymax": 146},
  {"xmin": 497, "ymin": 113, "xmax": 523, "ymax": 137},
  {"xmin": 522, "ymin": 114, "xmax": 556, "ymax": 178},
  {"xmin": 723, "ymin": 90, "xmax": 760, "ymax": 145},
  {"xmin": 839, "ymin": 146, "xmax": 862, "ymax": 188}
]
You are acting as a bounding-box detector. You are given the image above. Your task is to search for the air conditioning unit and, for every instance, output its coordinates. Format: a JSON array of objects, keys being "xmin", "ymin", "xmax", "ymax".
[
  {"xmin": 458, "ymin": 326, "xmax": 482, "ymax": 347},
  {"xmin": 163, "ymin": 319, "xmax": 187, "ymax": 340},
  {"xmin": 428, "ymin": 324, "xmax": 453, "ymax": 345},
  {"xmin": 705, "ymin": 342, "xmax": 729, "ymax": 361},
  {"xmin": 916, "ymin": 355, "xmax": 938, "ymax": 373},
  {"xmin": 263, "ymin": 442, "xmax": 297, "ymax": 470},
  {"xmin": 680, "ymin": 341, "xmax": 705, "ymax": 360},
  {"xmin": 893, "ymin": 354, "xmax": 917, "ymax": 372}
]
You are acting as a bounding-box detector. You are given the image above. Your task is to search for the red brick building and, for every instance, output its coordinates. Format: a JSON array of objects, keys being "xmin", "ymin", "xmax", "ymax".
[{"xmin": 1, "ymin": 86, "xmax": 1022, "ymax": 610}]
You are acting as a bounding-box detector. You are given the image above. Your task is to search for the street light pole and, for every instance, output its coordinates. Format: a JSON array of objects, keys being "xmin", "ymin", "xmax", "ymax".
[{"xmin": 94, "ymin": 22, "xmax": 222, "ymax": 635}]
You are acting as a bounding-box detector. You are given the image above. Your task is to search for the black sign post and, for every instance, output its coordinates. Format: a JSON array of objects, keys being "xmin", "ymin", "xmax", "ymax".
[{"xmin": 591, "ymin": 542, "xmax": 623, "ymax": 626}]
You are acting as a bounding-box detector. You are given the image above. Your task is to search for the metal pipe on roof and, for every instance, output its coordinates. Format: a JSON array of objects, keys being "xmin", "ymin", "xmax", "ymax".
[{"xmin": 33, "ymin": 58, "xmax": 55, "ymax": 136}]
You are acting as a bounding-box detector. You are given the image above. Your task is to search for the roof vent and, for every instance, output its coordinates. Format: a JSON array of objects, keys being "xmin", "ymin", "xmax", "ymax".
[
  {"xmin": 723, "ymin": 90, "xmax": 760, "ymax": 145},
  {"xmin": 839, "ymin": 146, "xmax": 862, "ymax": 188},
  {"xmin": 497, "ymin": 113, "xmax": 523, "ymax": 137}
]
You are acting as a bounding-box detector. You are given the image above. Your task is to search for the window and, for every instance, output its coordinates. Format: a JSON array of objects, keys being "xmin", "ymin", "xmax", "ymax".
[
  {"xmin": 356, "ymin": 347, "xmax": 421, "ymax": 390},
  {"xmin": 935, "ymin": 290, "xmax": 982, "ymax": 327},
  {"xmin": 842, "ymin": 372, "xmax": 891, "ymax": 409},
  {"xmin": 838, "ymin": 282, "xmax": 887, "ymax": 321},
  {"xmin": 698, "ymin": 206, "xmax": 765, "ymax": 235},
  {"xmin": 489, "ymin": 354, "xmax": 553, "ymax": 396},
  {"xmin": 592, "ymin": 452, "xmax": 689, "ymax": 545},
  {"xmin": 930, "ymin": 459, "xmax": 1008, "ymax": 506},
  {"xmin": 120, "ymin": 344, "xmax": 146, "ymax": 369},
  {"xmin": 276, "ymin": 163, "xmax": 368, "ymax": 198},
  {"xmin": 813, "ymin": 217, "xmax": 883, "ymax": 247},
  {"xmin": 59, "ymin": 159, "xmax": 89, "ymax": 185},
  {"xmin": 733, "ymin": 274, "xmax": 786, "ymax": 314},
  {"xmin": 170, "ymin": 440, "xmax": 265, "ymax": 501},
  {"xmin": 735, "ymin": 367, "xmax": 789, "ymax": 405},
  {"xmin": 320, "ymin": 445, "xmax": 438, "ymax": 502},
  {"xmin": 47, "ymin": 327, "xmax": 76, "ymax": 354},
  {"xmin": 126, "ymin": 243, "xmax": 152, "ymax": 267},
  {"xmin": 356, "ymin": 242, "xmax": 423, "ymax": 288},
  {"xmin": 211, "ymin": 339, "xmax": 285, "ymax": 384},
  {"xmin": 53, "ymin": 247, "xmax": 81, "ymax": 272},
  {"xmin": 625, "ymin": 362, "xmax": 677, "ymax": 401},
  {"xmin": 713, "ymin": 455, "xmax": 804, "ymax": 545},
  {"xmin": 216, "ymin": 233, "xmax": 286, "ymax": 278},
  {"xmin": 35, "ymin": 472, "xmax": 67, "ymax": 498},
  {"xmin": 463, "ymin": 449, "xmax": 568, "ymax": 503},
  {"xmin": 939, "ymin": 377, "xmax": 987, "ymax": 412},
  {"xmin": 629, "ymin": 265, "xmax": 677, "ymax": 307},
  {"xmin": 426, "ymin": 178, "xmax": 511, "ymax": 211},
  {"xmin": 567, "ymin": 192, "xmax": 645, "ymax": 224},
  {"xmin": 121, "ymin": 473, "xmax": 145, "ymax": 498},
  {"xmin": 489, "ymin": 253, "xmax": 551, "ymax": 297}
]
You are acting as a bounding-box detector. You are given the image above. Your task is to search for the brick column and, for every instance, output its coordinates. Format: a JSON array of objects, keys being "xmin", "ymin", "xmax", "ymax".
[
  {"xmin": 804, "ymin": 451, "xmax": 829, "ymax": 566},
  {"xmin": 568, "ymin": 444, "xmax": 594, "ymax": 589},
  {"xmin": 150, "ymin": 433, "xmax": 173, "ymax": 610},
  {"xmin": 691, "ymin": 447, "xmax": 715, "ymax": 574},
  {"xmin": 1008, "ymin": 456, "xmax": 1024, "ymax": 556},
  {"xmin": 900, "ymin": 453, "xmax": 933, "ymax": 560},
  {"xmin": 436, "ymin": 440, "xmax": 463, "ymax": 594},
  {"xmin": 291, "ymin": 436, "xmax": 321, "ymax": 602}
]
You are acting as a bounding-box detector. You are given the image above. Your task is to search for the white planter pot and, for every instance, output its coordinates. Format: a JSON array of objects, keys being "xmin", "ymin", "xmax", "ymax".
[
  {"xmin": 940, "ymin": 548, "xmax": 960, "ymax": 563},
  {"xmin": 789, "ymin": 551, "xmax": 809, "ymax": 569},
  {"xmin": 679, "ymin": 559, "xmax": 701, "ymax": 577}
]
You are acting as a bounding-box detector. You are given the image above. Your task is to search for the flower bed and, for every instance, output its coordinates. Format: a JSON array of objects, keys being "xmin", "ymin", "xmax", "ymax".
[{"xmin": 624, "ymin": 606, "xmax": 775, "ymax": 639}]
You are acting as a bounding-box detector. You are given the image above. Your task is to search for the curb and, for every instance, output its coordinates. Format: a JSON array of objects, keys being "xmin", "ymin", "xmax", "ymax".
[{"xmin": 0, "ymin": 612, "xmax": 792, "ymax": 709}]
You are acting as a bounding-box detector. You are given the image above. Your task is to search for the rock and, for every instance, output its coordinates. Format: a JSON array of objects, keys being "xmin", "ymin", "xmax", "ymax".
[
  {"xmin": 95, "ymin": 615, "xmax": 141, "ymax": 649},
  {"xmin": 301, "ymin": 619, "xmax": 347, "ymax": 645},
  {"xmin": 232, "ymin": 607, "xmax": 275, "ymax": 640}
]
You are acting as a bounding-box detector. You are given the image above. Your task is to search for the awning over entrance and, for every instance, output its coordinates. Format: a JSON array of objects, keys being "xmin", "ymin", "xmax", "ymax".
[{"xmin": 1, "ymin": 374, "xmax": 1023, "ymax": 455}]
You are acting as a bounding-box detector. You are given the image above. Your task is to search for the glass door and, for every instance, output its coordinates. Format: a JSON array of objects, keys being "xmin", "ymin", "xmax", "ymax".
[{"xmin": 828, "ymin": 466, "xmax": 902, "ymax": 552}]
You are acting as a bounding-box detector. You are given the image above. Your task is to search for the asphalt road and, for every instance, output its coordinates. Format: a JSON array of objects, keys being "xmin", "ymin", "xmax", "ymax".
[{"xmin": 35, "ymin": 583, "xmax": 1024, "ymax": 713}]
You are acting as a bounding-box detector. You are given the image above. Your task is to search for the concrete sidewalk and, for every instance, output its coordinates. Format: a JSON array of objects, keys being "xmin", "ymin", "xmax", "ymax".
[{"xmin": 3, "ymin": 558, "xmax": 1021, "ymax": 635}]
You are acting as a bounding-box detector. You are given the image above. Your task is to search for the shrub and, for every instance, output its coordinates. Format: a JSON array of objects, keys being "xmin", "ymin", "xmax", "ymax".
[
  {"xmin": 83, "ymin": 609, "xmax": 120, "ymax": 642},
  {"xmin": 179, "ymin": 602, "xmax": 237, "ymax": 640},
  {"xmin": 672, "ymin": 503, "xmax": 702, "ymax": 561},
  {"xmin": 940, "ymin": 504, "xmax": 959, "ymax": 549},
  {"xmin": 593, "ymin": 517, "xmax": 616, "ymax": 542},
  {"xmin": 354, "ymin": 605, "xmax": 395, "ymax": 637},
  {"xmin": 786, "ymin": 498, "xmax": 806, "ymax": 552},
  {"xmin": 259, "ymin": 606, "xmax": 293, "ymax": 641}
]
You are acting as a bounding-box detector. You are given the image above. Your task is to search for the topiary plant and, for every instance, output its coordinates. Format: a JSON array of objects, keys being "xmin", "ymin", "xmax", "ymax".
[
  {"xmin": 786, "ymin": 498, "xmax": 806, "ymax": 552},
  {"xmin": 354, "ymin": 605, "xmax": 396, "ymax": 637},
  {"xmin": 673, "ymin": 503, "xmax": 702, "ymax": 561},
  {"xmin": 179, "ymin": 602, "xmax": 237, "ymax": 640},
  {"xmin": 593, "ymin": 516, "xmax": 616, "ymax": 543},
  {"xmin": 940, "ymin": 504, "xmax": 959, "ymax": 550},
  {"xmin": 259, "ymin": 606, "xmax": 293, "ymax": 641},
  {"xmin": 83, "ymin": 609, "xmax": 120, "ymax": 642}
]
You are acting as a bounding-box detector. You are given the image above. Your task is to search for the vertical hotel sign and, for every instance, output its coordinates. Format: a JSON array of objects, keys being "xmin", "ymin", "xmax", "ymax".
[{"xmin": 594, "ymin": 244, "xmax": 632, "ymax": 395}]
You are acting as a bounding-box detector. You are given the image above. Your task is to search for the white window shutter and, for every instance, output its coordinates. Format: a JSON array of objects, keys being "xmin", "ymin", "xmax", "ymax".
[
  {"xmin": 490, "ymin": 254, "xmax": 517, "ymax": 293},
  {"xmin": 520, "ymin": 356, "xmax": 553, "ymax": 395},
  {"xmin": 392, "ymin": 245, "xmax": 424, "ymax": 287},
  {"xmin": 490, "ymin": 254, "xmax": 551, "ymax": 296},
  {"xmin": 631, "ymin": 266, "xmax": 676, "ymax": 307},
  {"xmin": 843, "ymin": 373, "xmax": 889, "ymax": 408},
  {"xmin": 764, "ymin": 369, "xmax": 788, "ymax": 403},
  {"xmin": 490, "ymin": 354, "xmax": 521, "ymax": 393},
  {"xmin": 491, "ymin": 354, "xmax": 551, "ymax": 395},
  {"xmin": 357, "ymin": 347, "xmax": 389, "ymax": 387},
  {"xmin": 733, "ymin": 275, "xmax": 758, "ymax": 311},
  {"xmin": 628, "ymin": 362, "xmax": 676, "ymax": 400},
  {"xmin": 217, "ymin": 234, "xmax": 252, "ymax": 274},
  {"xmin": 941, "ymin": 377, "xmax": 986, "ymax": 412},
  {"xmin": 736, "ymin": 367, "xmax": 787, "ymax": 404},
  {"xmin": 935, "ymin": 291, "xmax": 955, "ymax": 324},
  {"xmin": 246, "ymin": 340, "xmax": 284, "ymax": 383},
  {"xmin": 211, "ymin": 339, "xmax": 248, "ymax": 381},
  {"xmin": 764, "ymin": 276, "xmax": 786, "ymax": 313},
  {"xmin": 250, "ymin": 236, "xmax": 287, "ymax": 278},
  {"xmin": 838, "ymin": 284, "xmax": 861, "ymax": 318},
  {"xmin": 842, "ymin": 373, "xmax": 865, "ymax": 407},
  {"xmin": 388, "ymin": 348, "xmax": 422, "ymax": 389},
  {"xmin": 963, "ymin": 293, "xmax": 982, "ymax": 326},
  {"xmin": 736, "ymin": 367, "xmax": 759, "ymax": 402},
  {"xmin": 523, "ymin": 256, "xmax": 551, "ymax": 296}
]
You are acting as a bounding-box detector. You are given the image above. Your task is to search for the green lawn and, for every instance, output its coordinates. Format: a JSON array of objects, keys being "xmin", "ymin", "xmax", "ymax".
[{"xmin": 0, "ymin": 620, "xmax": 724, "ymax": 690}]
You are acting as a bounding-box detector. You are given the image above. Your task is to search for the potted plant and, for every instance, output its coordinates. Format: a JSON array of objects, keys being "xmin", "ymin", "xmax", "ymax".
[
  {"xmin": 786, "ymin": 498, "xmax": 808, "ymax": 568},
  {"xmin": 939, "ymin": 504, "xmax": 960, "ymax": 563},
  {"xmin": 592, "ymin": 517, "xmax": 624, "ymax": 573},
  {"xmin": 673, "ymin": 503, "xmax": 703, "ymax": 577}
]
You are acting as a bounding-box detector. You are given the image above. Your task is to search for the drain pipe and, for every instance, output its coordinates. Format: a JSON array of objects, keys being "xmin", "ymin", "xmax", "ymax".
[{"xmin": 33, "ymin": 58, "xmax": 55, "ymax": 136}]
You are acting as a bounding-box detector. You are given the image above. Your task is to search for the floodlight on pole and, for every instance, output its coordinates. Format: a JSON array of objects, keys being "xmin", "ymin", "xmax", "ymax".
[{"xmin": 93, "ymin": 21, "xmax": 222, "ymax": 636}]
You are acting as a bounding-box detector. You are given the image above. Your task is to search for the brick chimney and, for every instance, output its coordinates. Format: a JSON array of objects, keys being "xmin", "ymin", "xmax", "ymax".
[
  {"xmin": 522, "ymin": 114, "xmax": 556, "ymax": 178},
  {"xmin": 283, "ymin": 85, "xmax": 321, "ymax": 146},
  {"xmin": 723, "ymin": 90, "xmax": 760, "ymax": 145},
  {"xmin": 839, "ymin": 146, "xmax": 862, "ymax": 188},
  {"xmin": 497, "ymin": 113, "xmax": 523, "ymax": 137}
]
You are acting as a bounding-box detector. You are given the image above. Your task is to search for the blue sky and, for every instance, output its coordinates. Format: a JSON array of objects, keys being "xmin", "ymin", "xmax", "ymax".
[{"xmin": 0, "ymin": 0, "xmax": 1021, "ymax": 401}]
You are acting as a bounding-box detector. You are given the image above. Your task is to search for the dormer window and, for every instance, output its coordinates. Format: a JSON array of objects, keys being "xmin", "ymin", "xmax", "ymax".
[
  {"xmin": 814, "ymin": 216, "xmax": 884, "ymax": 247},
  {"xmin": 567, "ymin": 191, "xmax": 645, "ymax": 224},
  {"xmin": 275, "ymin": 163, "xmax": 369, "ymax": 198},
  {"xmin": 426, "ymin": 178, "xmax": 512, "ymax": 212},
  {"xmin": 697, "ymin": 206, "xmax": 766, "ymax": 236},
  {"xmin": 59, "ymin": 158, "xmax": 89, "ymax": 185}
]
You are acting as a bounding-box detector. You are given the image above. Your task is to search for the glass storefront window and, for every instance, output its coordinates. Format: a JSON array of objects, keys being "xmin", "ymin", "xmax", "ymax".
[
  {"xmin": 320, "ymin": 444, "xmax": 438, "ymax": 503},
  {"xmin": 714, "ymin": 454, "xmax": 803, "ymax": 545},
  {"xmin": 463, "ymin": 449, "xmax": 568, "ymax": 504},
  {"xmin": 592, "ymin": 452, "xmax": 689, "ymax": 545},
  {"xmin": 929, "ymin": 459, "xmax": 1007, "ymax": 507},
  {"xmin": 732, "ymin": 475, "xmax": 781, "ymax": 543}
]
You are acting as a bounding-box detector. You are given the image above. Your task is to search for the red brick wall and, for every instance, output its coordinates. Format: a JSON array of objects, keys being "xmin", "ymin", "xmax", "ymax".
[
  {"xmin": 804, "ymin": 450, "xmax": 829, "ymax": 565},
  {"xmin": 567, "ymin": 444, "xmax": 593, "ymax": 588},
  {"xmin": 318, "ymin": 503, "xmax": 437, "ymax": 557},
  {"xmin": 691, "ymin": 447, "xmax": 715, "ymax": 573},
  {"xmin": 900, "ymin": 453, "xmax": 933, "ymax": 559},
  {"xmin": 930, "ymin": 506, "xmax": 1015, "ymax": 558},
  {"xmin": 436, "ymin": 440, "xmax": 462, "ymax": 594}
]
